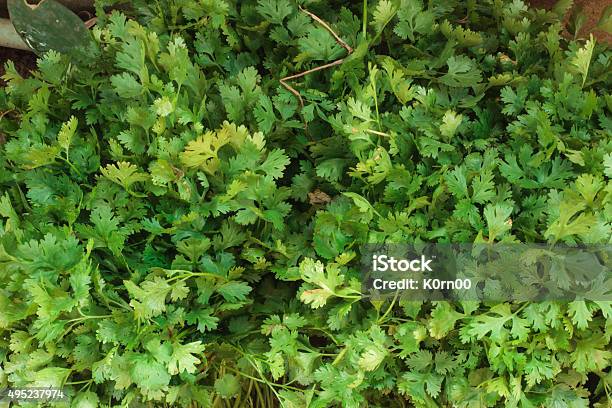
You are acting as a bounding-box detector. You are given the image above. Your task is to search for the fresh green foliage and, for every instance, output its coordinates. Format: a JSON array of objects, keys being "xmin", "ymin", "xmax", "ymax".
[{"xmin": 0, "ymin": 0, "xmax": 610, "ymax": 407}]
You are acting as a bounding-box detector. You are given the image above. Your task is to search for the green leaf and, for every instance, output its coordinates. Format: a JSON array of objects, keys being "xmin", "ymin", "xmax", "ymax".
[
  {"xmin": 168, "ymin": 341, "xmax": 205, "ymax": 375},
  {"xmin": 359, "ymin": 346, "xmax": 387, "ymax": 371},
  {"xmin": 500, "ymin": 86, "xmax": 528, "ymax": 115},
  {"xmin": 186, "ymin": 307, "xmax": 219, "ymax": 332},
  {"xmin": 154, "ymin": 96, "xmax": 174, "ymax": 117},
  {"xmin": 101, "ymin": 161, "xmax": 149, "ymax": 193},
  {"xmin": 466, "ymin": 304, "xmax": 513, "ymax": 342},
  {"xmin": 439, "ymin": 110, "xmax": 463, "ymax": 139},
  {"xmin": 111, "ymin": 73, "xmax": 143, "ymax": 98},
  {"xmin": 254, "ymin": 95, "xmax": 276, "ymax": 133},
  {"xmin": 394, "ymin": 0, "xmax": 435, "ymax": 41},
  {"xmin": 170, "ymin": 280, "xmax": 190, "ymax": 301},
  {"xmin": 574, "ymin": 174, "xmax": 603, "ymax": 206},
  {"xmin": 260, "ymin": 149, "xmax": 290, "ymax": 179},
  {"xmin": 57, "ymin": 116, "xmax": 77, "ymax": 152},
  {"xmin": 571, "ymin": 334, "xmax": 611, "ymax": 373},
  {"xmin": 299, "ymin": 258, "xmax": 345, "ymax": 308},
  {"xmin": 32, "ymin": 367, "xmax": 71, "ymax": 388},
  {"xmin": 429, "ymin": 303, "xmax": 464, "ymax": 339},
  {"xmin": 256, "ymin": 0, "xmax": 293, "ymax": 24},
  {"xmin": 372, "ymin": 0, "xmax": 397, "ymax": 34},
  {"xmin": 570, "ymin": 34, "xmax": 595, "ymax": 87},
  {"xmin": 124, "ymin": 277, "xmax": 171, "ymax": 319},
  {"xmin": 398, "ymin": 371, "xmax": 443, "ymax": 403},
  {"xmin": 440, "ymin": 56, "xmax": 482, "ymax": 88},
  {"xmin": 445, "ymin": 166, "xmax": 469, "ymax": 199},
  {"xmin": 217, "ymin": 281, "xmax": 252, "ymax": 303},
  {"xmin": 343, "ymin": 192, "xmax": 380, "ymax": 217},
  {"xmin": 130, "ymin": 354, "xmax": 171, "ymax": 392},
  {"xmin": 471, "ymin": 170, "xmax": 495, "ymax": 204},
  {"xmin": 214, "ymin": 373, "xmax": 241, "ymax": 398},
  {"xmin": 602, "ymin": 152, "xmax": 612, "ymax": 178},
  {"xmin": 483, "ymin": 203, "xmax": 513, "ymax": 242},
  {"xmin": 180, "ymin": 127, "xmax": 234, "ymax": 174},
  {"xmin": 545, "ymin": 200, "xmax": 595, "ymax": 241},
  {"xmin": 78, "ymin": 205, "xmax": 128, "ymax": 255},
  {"xmin": 297, "ymin": 27, "xmax": 344, "ymax": 62},
  {"xmin": 72, "ymin": 391, "xmax": 99, "ymax": 408},
  {"xmin": 567, "ymin": 300, "xmax": 592, "ymax": 330}
]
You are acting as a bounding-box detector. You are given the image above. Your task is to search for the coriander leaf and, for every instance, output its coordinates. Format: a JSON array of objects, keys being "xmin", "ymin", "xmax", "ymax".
[
  {"xmin": 168, "ymin": 341, "xmax": 205, "ymax": 375},
  {"xmin": 256, "ymin": 0, "xmax": 293, "ymax": 24},
  {"xmin": 570, "ymin": 34, "xmax": 595, "ymax": 87},
  {"xmin": 439, "ymin": 56, "xmax": 482, "ymax": 88},
  {"xmin": 214, "ymin": 374, "xmax": 241, "ymax": 399}
]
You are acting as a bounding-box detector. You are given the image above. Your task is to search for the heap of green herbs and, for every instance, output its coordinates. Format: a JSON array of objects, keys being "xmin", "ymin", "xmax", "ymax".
[{"xmin": 0, "ymin": 0, "xmax": 611, "ymax": 406}]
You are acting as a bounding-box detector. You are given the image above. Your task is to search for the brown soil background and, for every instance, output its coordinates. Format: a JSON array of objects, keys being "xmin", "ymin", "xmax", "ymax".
[
  {"xmin": 530, "ymin": 0, "xmax": 611, "ymax": 43},
  {"xmin": 0, "ymin": 0, "xmax": 610, "ymax": 85}
]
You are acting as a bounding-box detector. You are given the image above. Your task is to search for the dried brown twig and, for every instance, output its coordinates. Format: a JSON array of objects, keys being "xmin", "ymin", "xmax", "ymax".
[
  {"xmin": 298, "ymin": 6, "xmax": 353, "ymax": 54},
  {"xmin": 84, "ymin": 16, "xmax": 98, "ymax": 28},
  {"xmin": 280, "ymin": 59, "xmax": 345, "ymax": 108},
  {"xmin": 280, "ymin": 6, "xmax": 353, "ymax": 109}
]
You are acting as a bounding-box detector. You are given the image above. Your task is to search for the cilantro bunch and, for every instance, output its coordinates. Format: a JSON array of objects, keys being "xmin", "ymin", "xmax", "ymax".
[{"xmin": 0, "ymin": 0, "xmax": 610, "ymax": 406}]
